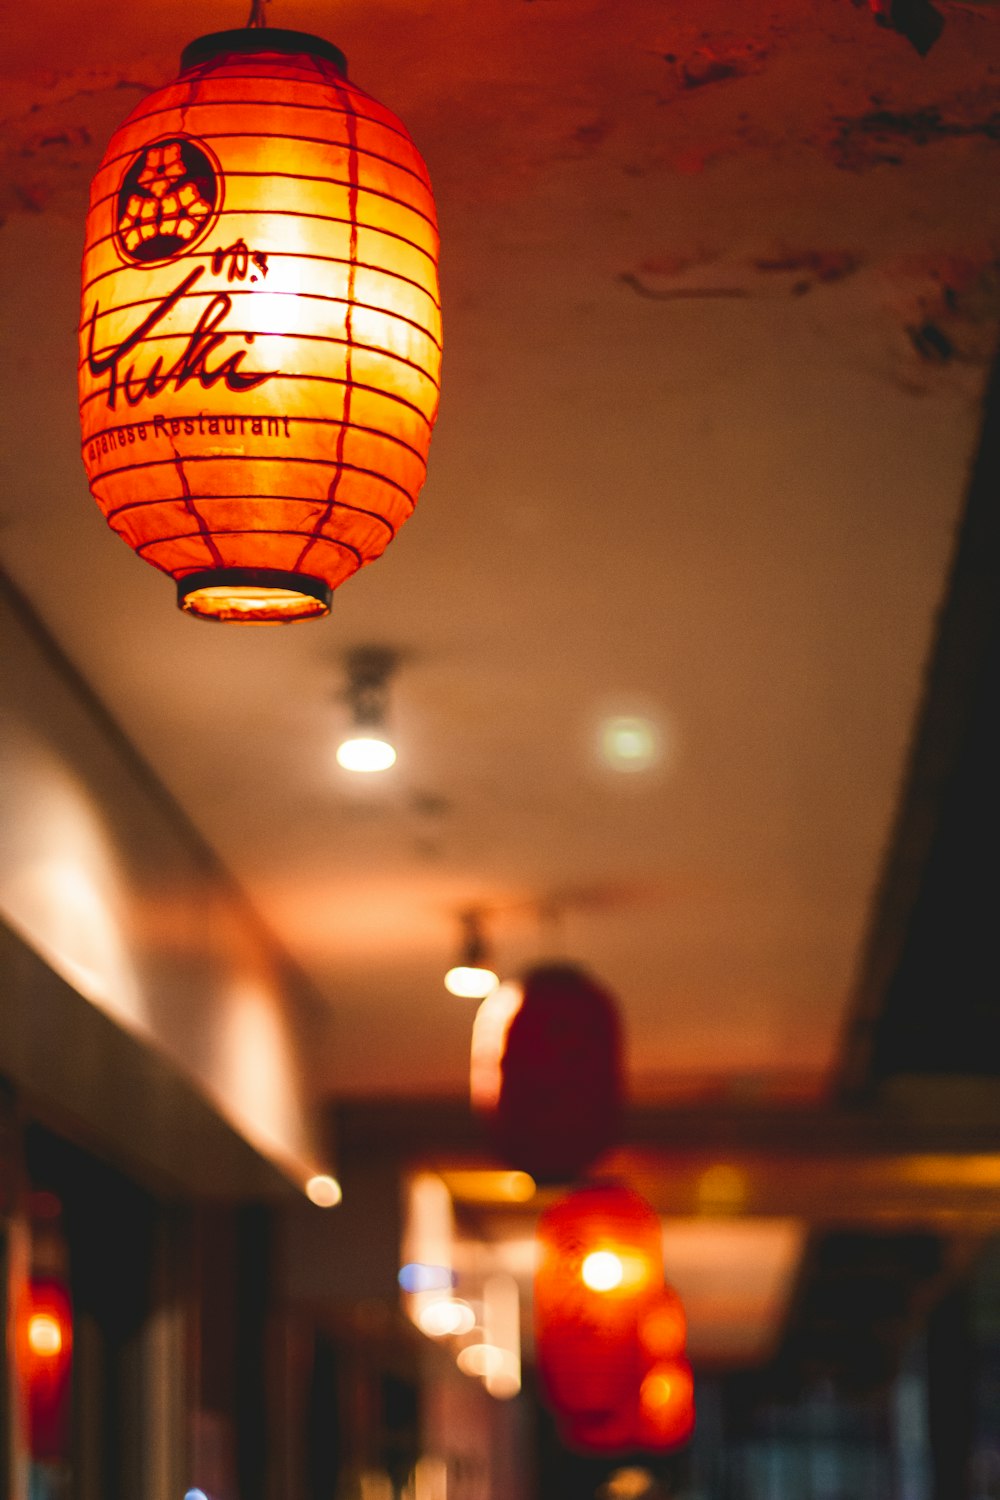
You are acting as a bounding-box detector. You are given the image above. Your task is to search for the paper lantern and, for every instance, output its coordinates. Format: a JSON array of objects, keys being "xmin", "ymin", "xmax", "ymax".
[
  {"xmin": 79, "ymin": 27, "xmax": 441, "ymax": 622},
  {"xmin": 19, "ymin": 1278, "xmax": 73, "ymax": 1460},
  {"xmin": 637, "ymin": 1357, "xmax": 695, "ymax": 1449},
  {"xmin": 638, "ymin": 1284, "xmax": 687, "ymax": 1363},
  {"xmin": 560, "ymin": 1404, "xmax": 637, "ymax": 1454},
  {"xmin": 471, "ymin": 964, "xmax": 623, "ymax": 1181},
  {"xmin": 534, "ymin": 1183, "xmax": 663, "ymax": 1419},
  {"xmin": 559, "ymin": 1338, "xmax": 695, "ymax": 1455}
]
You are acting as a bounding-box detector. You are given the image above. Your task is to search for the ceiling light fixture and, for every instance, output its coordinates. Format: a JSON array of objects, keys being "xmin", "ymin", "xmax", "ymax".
[
  {"xmin": 444, "ymin": 911, "xmax": 499, "ymax": 998},
  {"xmin": 305, "ymin": 1174, "xmax": 343, "ymax": 1208},
  {"xmin": 78, "ymin": 2, "xmax": 441, "ymax": 623},
  {"xmin": 598, "ymin": 715, "xmax": 661, "ymax": 774},
  {"xmin": 336, "ymin": 647, "xmax": 398, "ymax": 774}
]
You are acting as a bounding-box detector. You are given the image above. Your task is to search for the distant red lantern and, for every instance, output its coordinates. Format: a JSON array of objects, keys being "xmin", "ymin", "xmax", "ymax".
[
  {"xmin": 470, "ymin": 964, "xmax": 623, "ymax": 1181},
  {"xmin": 639, "ymin": 1284, "xmax": 687, "ymax": 1363},
  {"xmin": 637, "ymin": 1356, "xmax": 695, "ymax": 1449},
  {"xmin": 557, "ymin": 1343, "xmax": 695, "ymax": 1455},
  {"xmin": 19, "ymin": 1278, "xmax": 73, "ymax": 1460},
  {"xmin": 561, "ymin": 1404, "xmax": 637, "ymax": 1454},
  {"xmin": 79, "ymin": 25, "xmax": 440, "ymax": 622},
  {"xmin": 534, "ymin": 1183, "xmax": 663, "ymax": 1420}
]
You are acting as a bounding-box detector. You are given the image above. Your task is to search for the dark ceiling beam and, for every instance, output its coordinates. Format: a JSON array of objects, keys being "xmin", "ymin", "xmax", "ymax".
[{"xmin": 334, "ymin": 1095, "xmax": 1000, "ymax": 1162}]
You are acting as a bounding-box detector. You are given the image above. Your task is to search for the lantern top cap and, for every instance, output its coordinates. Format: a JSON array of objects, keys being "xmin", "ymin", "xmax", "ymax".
[{"xmin": 180, "ymin": 28, "xmax": 347, "ymax": 75}]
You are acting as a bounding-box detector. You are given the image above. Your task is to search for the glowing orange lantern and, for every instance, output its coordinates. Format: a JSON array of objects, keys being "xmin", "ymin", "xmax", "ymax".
[
  {"xmin": 638, "ymin": 1283, "xmax": 687, "ymax": 1363},
  {"xmin": 471, "ymin": 964, "xmax": 623, "ymax": 1181},
  {"xmin": 19, "ymin": 1278, "xmax": 73, "ymax": 1459},
  {"xmin": 79, "ymin": 26, "xmax": 441, "ymax": 622},
  {"xmin": 560, "ymin": 1404, "xmax": 637, "ymax": 1454},
  {"xmin": 558, "ymin": 1327, "xmax": 695, "ymax": 1454},
  {"xmin": 637, "ymin": 1356, "xmax": 695, "ymax": 1449},
  {"xmin": 534, "ymin": 1183, "xmax": 663, "ymax": 1419}
]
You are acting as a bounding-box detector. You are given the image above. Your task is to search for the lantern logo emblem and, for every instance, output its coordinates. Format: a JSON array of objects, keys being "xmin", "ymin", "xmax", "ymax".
[{"xmin": 116, "ymin": 137, "xmax": 221, "ymax": 265}]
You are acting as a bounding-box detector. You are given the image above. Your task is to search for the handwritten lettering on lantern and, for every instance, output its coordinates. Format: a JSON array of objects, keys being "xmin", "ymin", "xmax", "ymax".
[
  {"xmin": 79, "ymin": 33, "xmax": 441, "ymax": 621},
  {"xmin": 85, "ymin": 262, "xmax": 279, "ymax": 410}
]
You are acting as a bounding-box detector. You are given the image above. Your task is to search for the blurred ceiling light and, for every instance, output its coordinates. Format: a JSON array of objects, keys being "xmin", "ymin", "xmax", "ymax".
[
  {"xmin": 444, "ymin": 910, "xmax": 498, "ymax": 998},
  {"xmin": 336, "ymin": 646, "xmax": 398, "ymax": 774},
  {"xmin": 598, "ymin": 714, "xmax": 661, "ymax": 773},
  {"xmin": 305, "ymin": 1174, "xmax": 343, "ymax": 1208},
  {"xmin": 398, "ymin": 1262, "xmax": 455, "ymax": 1294},
  {"xmin": 441, "ymin": 1169, "xmax": 536, "ymax": 1204},
  {"xmin": 400, "ymin": 1173, "xmax": 456, "ymax": 1331},
  {"xmin": 483, "ymin": 1273, "xmax": 521, "ymax": 1399},
  {"xmin": 336, "ymin": 735, "xmax": 396, "ymax": 773},
  {"xmin": 581, "ymin": 1250, "xmax": 625, "ymax": 1292},
  {"xmin": 417, "ymin": 1298, "xmax": 476, "ymax": 1338},
  {"xmin": 456, "ymin": 1343, "xmax": 507, "ymax": 1379}
]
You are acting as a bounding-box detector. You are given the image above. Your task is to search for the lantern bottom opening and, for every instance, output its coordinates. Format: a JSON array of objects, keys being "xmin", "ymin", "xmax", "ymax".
[{"xmin": 177, "ymin": 569, "xmax": 332, "ymax": 624}]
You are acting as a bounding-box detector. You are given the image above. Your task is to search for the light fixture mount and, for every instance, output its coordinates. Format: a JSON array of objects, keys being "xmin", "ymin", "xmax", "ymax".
[
  {"xmin": 444, "ymin": 910, "xmax": 499, "ymax": 998},
  {"xmin": 336, "ymin": 646, "xmax": 400, "ymax": 773}
]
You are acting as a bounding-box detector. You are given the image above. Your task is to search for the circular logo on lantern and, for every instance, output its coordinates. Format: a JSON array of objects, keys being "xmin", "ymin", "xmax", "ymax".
[{"xmin": 115, "ymin": 136, "xmax": 222, "ymax": 265}]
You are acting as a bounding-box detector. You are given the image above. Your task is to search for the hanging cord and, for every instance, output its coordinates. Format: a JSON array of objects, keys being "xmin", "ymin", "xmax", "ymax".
[{"xmin": 246, "ymin": 0, "xmax": 269, "ymax": 27}]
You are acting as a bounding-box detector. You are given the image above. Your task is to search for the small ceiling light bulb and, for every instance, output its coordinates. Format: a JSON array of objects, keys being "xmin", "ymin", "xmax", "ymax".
[
  {"xmin": 456, "ymin": 1343, "xmax": 506, "ymax": 1379},
  {"xmin": 306, "ymin": 1174, "xmax": 343, "ymax": 1208},
  {"xmin": 445, "ymin": 964, "xmax": 499, "ymax": 999},
  {"xmin": 336, "ymin": 734, "xmax": 397, "ymax": 773},
  {"xmin": 445, "ymin": 910, "xmax": 498, "ymax": 998},
  {"xmin": 417, "ymin": 1299, "xmax": 477, "ymax": 1338},
  {"xmin": 599, "ymin": 715, "xmax": 660, "ymax": 773},
  {"xmin": 336, "ymin": 646, "xmax": 399, "ymax": 775}
]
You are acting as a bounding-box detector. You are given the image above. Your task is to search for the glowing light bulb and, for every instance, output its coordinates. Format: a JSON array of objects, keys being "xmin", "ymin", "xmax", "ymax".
[
  {"xmin": 456, "ymin": 1343, "xmax": 506, "ymax": 1378},
  {"xmin": 417, "ymin": 1299, "xmax": 477, "ymax": 1337},
  {"xmin": 305, "ymin": 1174, "xmax": 343, "ymax": 1207},
  {"xmin": 445, "ymin": 965, "xmax": 499, "ymax": 999},
  {"xmin": 336, "ymin": 734, "xmax": 397, "ymax": 773},
  {"xmin": 27, "ymin": 1313, "xmax": 63, "ymax": 1357},
  {"xmin": 598, "ymin": 715, "xmax": 663, "ymax": 773},
  {"xmin": 581, "ymin": 1250, "xmax": 624, "ymax": 1292}
]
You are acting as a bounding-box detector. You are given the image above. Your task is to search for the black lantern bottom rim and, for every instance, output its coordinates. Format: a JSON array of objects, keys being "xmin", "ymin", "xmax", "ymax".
[{"xmin": 177, "ymin": 568, "xmax": 332, "ymax": 624}]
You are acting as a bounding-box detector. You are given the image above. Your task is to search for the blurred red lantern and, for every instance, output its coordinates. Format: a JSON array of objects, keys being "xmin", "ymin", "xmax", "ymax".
[
  {"xmin": 470, "ymin": 964, "xmax": 623, "ymax": 1181},
  {"xmin": 79, "ymin": 25, "xmax": 440, "ymax": 622},
  {"xmin": 557, "ymin": 1343, "xmax": 695, "ymax": 1455},
  {"xmin": 637, "ymin": 1356, "xmax": 695, "ymax": 1449},
  {"xmin": 19, "ymin": 1278, "xmax": 73, "ymax": 1460},
  {"xmin": 638, "ymin": 1283, "xmax": 687, "ymax": 1363},
  {"xmin": 535, "ymin": 1183, "xmax": 663, "ymax": 1419},
  {"xmin": 561, "ymin": 1404, "xmax": 637, "ymax": 1454}
]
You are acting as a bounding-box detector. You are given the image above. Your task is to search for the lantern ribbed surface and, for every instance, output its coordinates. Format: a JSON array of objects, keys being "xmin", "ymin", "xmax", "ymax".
[{"xmin": 79, "ymin": 31, "xmax": 441, "ymax": 621}]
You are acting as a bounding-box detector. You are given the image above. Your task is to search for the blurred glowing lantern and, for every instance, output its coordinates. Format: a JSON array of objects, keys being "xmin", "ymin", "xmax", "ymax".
[
  {"xmin": 559, "ymin": 1341, "xmax": 694, "ymax": 1454},
  {"xmin": 561, "ymin": 1403, "xmax": 638, "ymax": 1455},
  {"xmin": 534, "ymin": 1183, "xmax": 663, "ymax": 1419},
  {"xmin": 19, "ymin": 1279, "xmax": 73, "ymax": 1460},
  {"xmin": 637, "ymin": 1356, "xmax": 695, "ymax": 1449},
  {"xmin": 79, "ymin": 25, "xmax": 441, "ymax": 622},
  {"xmin": 638, "ymin": 1284, "xmax": 687, "ymax": 1363},
  {"xmin": 471, "ymin": 964, "xmax": 623, "ymax": 1181}
]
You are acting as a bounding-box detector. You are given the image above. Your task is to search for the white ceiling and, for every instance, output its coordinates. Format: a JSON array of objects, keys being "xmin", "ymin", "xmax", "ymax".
[{"xmin": 3, "ymin": 0, "xmax": 999, "ymax": 1103}]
